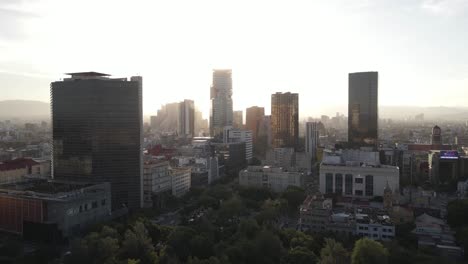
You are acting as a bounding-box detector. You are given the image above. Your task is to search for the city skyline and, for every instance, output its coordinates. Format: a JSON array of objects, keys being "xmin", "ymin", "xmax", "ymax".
[{"xmin": 1, "ymin": 0, "xmax": 468, "ymax": 119}]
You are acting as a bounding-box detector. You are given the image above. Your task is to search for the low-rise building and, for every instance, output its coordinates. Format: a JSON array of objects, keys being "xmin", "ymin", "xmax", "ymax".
[
  {"xmin": 0, "ymin": 179, "xmax": 111, "ymax": 239},
  {"xmin": 143, "ymin": 160, "xmax": 171, "ymax": 208},
  {"xmin": 0, "ymin": 158, "xmax": 42, "ymax": 184},
  {"xmin": 239, "ymin": 166, "xmax": 304, "ymax": 192},
  {"xmin": 320, "ymin": 149, "xmax": 399, "ymax": 198},
  {"xmin": 355, "ymin": 213, "xmax": 395, "ymax": 241},
  {"xmin": 170, "ymin": 167, "xmax": 191, "ymax": 197},
  {"xmin": 299, "ymin": 194, "xmax": 395, "ymax": 241},
  {"xmin": 299, "ymin": 194, "xmax": 333, "ymax": 232}
]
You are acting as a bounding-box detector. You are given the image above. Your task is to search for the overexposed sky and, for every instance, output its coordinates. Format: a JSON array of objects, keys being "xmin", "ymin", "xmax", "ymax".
[{"xmin": 1, "ymin": 0, "xmax": 468, "ymax": 119}]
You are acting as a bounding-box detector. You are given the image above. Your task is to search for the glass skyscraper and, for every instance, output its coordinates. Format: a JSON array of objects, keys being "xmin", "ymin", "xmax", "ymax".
[
  {"xmin": 271, "ymin": 92, "xmax": 299, "ymax": 150},
  {"xmin": 348, "ymin": 72, "xmax": 378, "ymax": 147},
  {"xmin": 51, "ymin": 72, "xmax": 143, "ymax": 210}
]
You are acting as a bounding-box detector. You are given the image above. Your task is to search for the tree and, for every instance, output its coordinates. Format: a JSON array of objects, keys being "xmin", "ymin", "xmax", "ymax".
[
  {"xmin": 447, "ymin": 199, "xmax": 468, "ymax": 228},
  {"xmin": 320, "ymin": 238, "xmax": 348, "ymax": 264},
  {"xmin": 120, "ymin": 222, "xmax": 158, "ymax": 264},
  {"xmin": 281, "ymin": 186, "xmax": 306, "ymax": 214},
  {"xmin": 251, "ymin": 230, "xmax": 284, "ymax": 264},
  {"xmin": 166, "ymin": 226, "xmax": 197, "ymax": 261},
  {"xmin": 282, "ymin": 246, "xmax": 318, "ymax": 264},
  {"xmin": 351, "ymin": 238, "xmax": 388, "ymax": 264}
]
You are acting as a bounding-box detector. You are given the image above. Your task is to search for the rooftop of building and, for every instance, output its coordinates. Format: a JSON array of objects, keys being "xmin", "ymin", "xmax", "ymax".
[
  {"xmin": 0, "ymin": 178, "xmax": 108, "ymax": 202},
  {"xmin": 0, "ymin": 158, "xmax": 39, "ymax": 171},
  {"xmin": 65, "ymin": 72, "xmax": 111, "ymax": 77},
  {"xmin": 241, "ymin": 165, "xmax": 303, "ymax": 174}
]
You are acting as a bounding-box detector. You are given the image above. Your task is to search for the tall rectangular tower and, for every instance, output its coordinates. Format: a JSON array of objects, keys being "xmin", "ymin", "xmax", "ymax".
[
  {"xmin": 178, "ymin": 99, "xmax": 195, "ymax": 138},
  {"xmin": 305, "ymin": 122, "xmax": 320, "ymax": 160},
  {"xmin": 233, "ymin": 110, "xmax": 243, "ymax": 129},
  {"xmin": 348, "ymin": 72, "xmax": 378, "ymax": 147},
  {"xmin": 271, "ymin": 92, "xmax": 299, "ymax": 150},
  {"xmin": 51, "ymin": 72, "xmax": 143, "ymax": 210},
  {"xmin": 246, "ymin": 106, "xmax": 265, "ymax": 145},
  {"xmin": 210, "ymin": 69, "xmax": 233, "ymax": 139}
]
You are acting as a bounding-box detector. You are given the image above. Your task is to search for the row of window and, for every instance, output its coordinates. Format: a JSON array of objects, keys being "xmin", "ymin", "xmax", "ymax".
[
  {"xmin": 325, "ymin": 173, "xmax": 373, "ymax": 196},
  {"xmin": 77, "ymin": 199, "xmax": 106, "ymax": 214}
]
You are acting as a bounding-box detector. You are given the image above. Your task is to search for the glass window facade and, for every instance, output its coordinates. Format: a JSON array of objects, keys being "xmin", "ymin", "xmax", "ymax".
[
  {"xmin": 271, "ymin": 92, "xmax": 299, "ymax": 150},
  {"xmin": 348, "ymin": 72, "xmax": 378, "ymax": 147},
  {"xmin": 325, "ymin": 173, "xmax": 333, "ymax": 194},
  {"xmin": 345, "ymin": 174, "xmax": 353, "ymax": 195},
  {"xmin": 52, "ymin": 76, "xmax": 143, "ymax": 210},
  {"xmin": 365, "ymin": 175, "xmax": 374, "ymax": 196},
  {"xmin": 335, "ymin": 173, "xmax": 343, "ymax": 195}
]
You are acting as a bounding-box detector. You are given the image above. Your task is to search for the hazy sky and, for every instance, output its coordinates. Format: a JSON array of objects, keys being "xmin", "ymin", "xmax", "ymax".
[{"xmin": 1, "ymin": 0, "xmax": 468, "ymax": 119}]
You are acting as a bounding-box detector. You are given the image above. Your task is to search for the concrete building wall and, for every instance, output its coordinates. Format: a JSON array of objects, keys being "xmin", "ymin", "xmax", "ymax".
[{"xmin": 320, "ymin": 164, "xmax": 399, "ymax": 198}]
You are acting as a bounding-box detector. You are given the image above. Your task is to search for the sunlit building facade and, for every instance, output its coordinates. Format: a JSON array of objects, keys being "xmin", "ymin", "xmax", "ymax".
[{"xmin": 271, "ymin": 92, "xmax": 299, "ymax": 150}]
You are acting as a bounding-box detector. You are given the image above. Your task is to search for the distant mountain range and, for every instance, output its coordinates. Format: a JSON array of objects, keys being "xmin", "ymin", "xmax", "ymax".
[{"xmin": 0, "ymin": 100, "xmax": 50, "ymax": 120}]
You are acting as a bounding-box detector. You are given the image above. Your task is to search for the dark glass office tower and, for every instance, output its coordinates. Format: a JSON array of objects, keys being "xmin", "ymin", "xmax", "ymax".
[
  {"xmin": 271, "ymin": 92, "xmax": 299, "ymax": 150},
  {"xmin": 51, "ymin": 72, "xmax": 143, "ymax": 210},
  {"xmin": 348, "ymin": 72, "xmax": 378, "ymax": 147}
]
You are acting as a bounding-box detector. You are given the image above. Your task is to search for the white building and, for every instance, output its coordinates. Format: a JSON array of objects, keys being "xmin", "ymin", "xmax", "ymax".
[
  {"xmin": 239, "ymin": 166, "xmax": 304, "ymax": 192},
  {"xmin": 223, "ymin": 126, "xmax": 253, "ymax": 161},
  {"xmin": 170, "ymin": 167, "xmax": 191, "ymax": 197},
  {"xmin": 320, "ymin": 149, "xmax": 399, "ymax": 198},
  {"xmin": 143, "ymin": 160, "xmax": 171, "ymax": 207},
  {"xmin": 265, "ymin": 148, "xmax": 294, "ymax": 168},
  {"xmin": 356, "ymin": 214, "xmax": 395, "ymax": 241},
  {"xmin": 305, "ymin": 122, "xmax": 320, "ymax": 160}
]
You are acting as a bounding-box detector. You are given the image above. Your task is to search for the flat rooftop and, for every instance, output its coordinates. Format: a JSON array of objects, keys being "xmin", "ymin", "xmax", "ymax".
[
  {"xmin": 0, "ymin": 179, "xmax": 108, "ymax": 202},
  {"xmin": 65, "ymin": 72, "xmax": 110, "ymax": 77}
]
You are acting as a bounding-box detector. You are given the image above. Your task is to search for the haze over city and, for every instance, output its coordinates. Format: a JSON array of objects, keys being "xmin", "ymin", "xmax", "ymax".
[{"xmin": 1, "ymin": 0, "xmax": 468, "ymax": 118}]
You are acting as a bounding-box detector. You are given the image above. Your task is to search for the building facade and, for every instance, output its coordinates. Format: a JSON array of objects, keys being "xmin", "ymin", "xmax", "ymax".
[
  {"xmin": 0, "ymin": 179, "xmax": 111, "ymax": 238},
  {"xmin": 51, "ymin": 72, "xmax": 143, "ymax": 210},
  {"xmin": 319, "ymin": 150, "xmax": 399, "ymax": 198},
  {"xmin": 170, "ymin": 167, "xmax": 191, "ymax": 197},
  {"xmin": 223, "ymin": 126, "xmax": 253, "ymax": 161},
  {"xmin": 210, "ymin": 69, "xmax": 233, "ymax": 139},
  {"xmin": 143, "ymin": 160, "xmax": 171, "ymax": 208},
  {"xmin": 348, "ymin": 72, "xmax": 378, "ymax": 147},
  {"xmin": 233, "ymin": 110, "xmax": 243, "ymax": 129},
  {"xmin": 239, "ymin": 166, "xmax": 304, "ymax": 192},
  {"xmin": 246, "ymin": 106, "xmax": 265, "ymax": 144},
  {"xmin": 178, "ymin": 99, "xmax": 195, "ymax": 138},
  {"xmin": 305, "ymin": 122, "xmax": 320, "ymax": 161},
  {"xmin": 271, "ymin": 92, "xmax": 299, "ymax": 150}
]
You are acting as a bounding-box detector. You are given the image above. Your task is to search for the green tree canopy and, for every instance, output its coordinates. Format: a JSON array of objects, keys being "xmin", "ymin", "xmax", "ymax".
[
  {"xmin": 351, "ymin": 238, "xmax": 388, "ymax": 264},
  {"xmin": 320, "ymin": 238, "xmax": 348, "ymax": 264}
]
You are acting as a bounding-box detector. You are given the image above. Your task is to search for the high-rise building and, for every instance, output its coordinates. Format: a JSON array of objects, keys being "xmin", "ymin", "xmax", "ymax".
[
  {"xmin": 178, "ymin": 99, "xmax": 195, "ymax": 138},
  {"xmin": 233, "ymin": 110, "xmax": 243, "ymax": 129},
  {"xmin": 210, "ymin": 69, "xmax": 233, "ymax": 139},
  {"xmin": 305, "ymin": 122, "xmax": 320, "ymax": 161},
  {"xmin": 51, "ymin": 72, "xmax": 143, "ymax": 210},
  {"xmin": 246, "ymin": 106, "xmax": 265, "ymax": 144},
  {"xmin": 271, "ymin": 92, "xmax": 299, "ymax": 150},
  {"xmin": 348, "ymin": 71, "xmax": 378, "ymax": 147},
  {"xmin": 154, "ymin": 102, "xmax": 179, "ymax": 133}
]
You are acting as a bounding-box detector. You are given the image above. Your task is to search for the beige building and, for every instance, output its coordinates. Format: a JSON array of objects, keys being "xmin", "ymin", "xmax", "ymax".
[
  {"xmin": 239, "ymin": 166, "xmax": 304, "ymax": 192},
  {"xmin": 143, "ymin": 160, "xmax": 171, "ymax": 207},
  {"xmin": 170, "ymin": 167, "xmax": 191, "ymax": 197}
]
